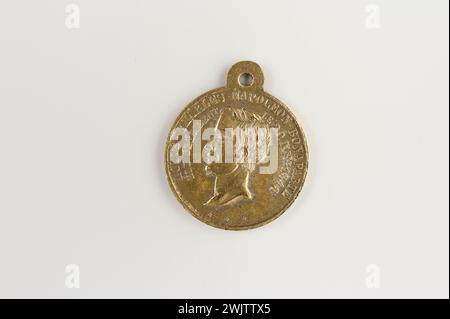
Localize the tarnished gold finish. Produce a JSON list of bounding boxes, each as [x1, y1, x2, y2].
[[165, 61, 308, 230]]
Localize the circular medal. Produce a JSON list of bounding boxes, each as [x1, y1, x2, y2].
[[165, 61, 308, 230]]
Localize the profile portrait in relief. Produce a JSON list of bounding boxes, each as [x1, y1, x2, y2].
[[202, 107, 271, 207]]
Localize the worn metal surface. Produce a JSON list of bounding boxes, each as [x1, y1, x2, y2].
[[165, 61, 308, 230]]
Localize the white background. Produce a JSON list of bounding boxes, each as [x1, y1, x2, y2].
[[0, 0, 448, 298]]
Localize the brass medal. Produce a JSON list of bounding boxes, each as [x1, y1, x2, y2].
[[165, 61, 308, 230]]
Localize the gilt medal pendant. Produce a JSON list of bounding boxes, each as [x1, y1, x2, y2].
[[165, 61, 308, 230]]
